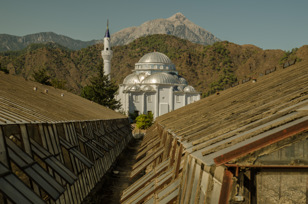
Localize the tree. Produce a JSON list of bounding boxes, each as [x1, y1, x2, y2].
[[136, 112, 153, 129], [0, 62, 9, 74], [32, 68, 51, 85], [81, 60, 121, 110]]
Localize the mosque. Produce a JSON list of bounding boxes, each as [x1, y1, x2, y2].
[[102, 23, 200, 119]]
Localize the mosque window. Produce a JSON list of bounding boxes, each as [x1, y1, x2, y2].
[[160, 66, 163, 69], [176, 95, 180, 103], [133, 95, 139, 103], [147, 95, 152, 103]]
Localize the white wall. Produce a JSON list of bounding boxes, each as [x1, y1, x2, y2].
[[174, 94, 184, 110], [158, 87, 170, 117], [144, 93, 155, 114], [129, 93, 142, 115]]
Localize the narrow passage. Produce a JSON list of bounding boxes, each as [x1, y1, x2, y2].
[[82, 138, 142, 204]]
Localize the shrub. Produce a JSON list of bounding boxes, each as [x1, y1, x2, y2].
[[129, 112, 139, 122], [0, 63, 9, 74], [136, 112, 153, 129], [32, 68, 51, 85]]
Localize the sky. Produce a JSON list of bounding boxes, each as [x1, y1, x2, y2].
[[1, 0, 307, 51]]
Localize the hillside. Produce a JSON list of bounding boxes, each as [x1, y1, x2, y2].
[[0, 32, 99, 51], [0, 13, 219, 52], [0, 34, 305, 97]]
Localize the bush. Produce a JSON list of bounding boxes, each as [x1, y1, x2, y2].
[[32, 68, 51, 85], [51, 78, 67, 89], [129, 112, 139, 122], [0, 63, 9, 74], [136, 112, 153, 129]]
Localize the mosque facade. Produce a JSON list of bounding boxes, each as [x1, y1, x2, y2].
[[102, 24, 200, 119]]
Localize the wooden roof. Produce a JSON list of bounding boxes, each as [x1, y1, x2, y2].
[[0, 72, 126, 123], [156, 61, 308, 165]]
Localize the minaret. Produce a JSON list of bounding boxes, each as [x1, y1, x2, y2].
[[101, 20, 113, 79]]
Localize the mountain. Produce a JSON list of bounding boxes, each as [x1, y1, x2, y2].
[[111, 13, 220, 46], [0, 32, 99, 51], [0, 13, 219, 52], [0, 34, 305, 97]]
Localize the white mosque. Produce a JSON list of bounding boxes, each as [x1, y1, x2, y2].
[[102, 23, 200, 119]]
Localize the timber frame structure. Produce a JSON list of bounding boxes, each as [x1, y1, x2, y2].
[[0, 73, 133, 203], [121, 60, 308, 203]]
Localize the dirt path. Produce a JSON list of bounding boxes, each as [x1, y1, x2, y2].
[[82, 138, 142, 204]]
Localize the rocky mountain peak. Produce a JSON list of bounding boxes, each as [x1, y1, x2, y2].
[[110, 13, 220, 46], [168, 12, 186, 21], [0, 13, 220, 51]]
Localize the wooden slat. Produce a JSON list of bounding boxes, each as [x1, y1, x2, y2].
[[122, 159, 170, 200], [130, 148, 164, 178], [136, 137, 160, 160]]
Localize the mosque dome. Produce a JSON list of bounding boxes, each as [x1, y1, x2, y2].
[[178, 77, 188, 85], [142, 72, 179, 84], [129, 85, 140, 91], [184, 85, 196, 92], [138, 52, 172, 64], [138, 72, 149, 82], [135, 52, 175, 71], [142, 85, 154, 92], [173, 85, 185, 92], [123, 73, 140, 84]]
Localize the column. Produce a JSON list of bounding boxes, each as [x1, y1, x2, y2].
[[141, 93, 145, 114], [169, 86, 174, 111], [155, 86, 159, 118]]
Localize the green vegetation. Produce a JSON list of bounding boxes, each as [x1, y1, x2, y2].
[[80, 60, 121, 110], [129, 112, 139, 122], [51, 78, 67, 89], [0, 34, 291, 98], [279, 48, 301, 64], [203, 42, 237, 97], [32, 68, 51, 85], [0, 63, 9, 74], [136, 112, 154, 129]]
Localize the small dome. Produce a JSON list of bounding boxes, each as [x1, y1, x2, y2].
[[184, 85, 196, 92], [178, 77, 188, 85], [174, 85, 184, 91], [173, 86, 180, 91], [123, 73, 140, 84], [142, 85, 154, 91], [124, 85, 132, 91], [142, 72, 180, 84], [138, 52, 172, 64], [138, 72, 149, 82], [129, 85, 140, 91]]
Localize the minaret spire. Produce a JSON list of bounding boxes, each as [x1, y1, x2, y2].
[[101, 20, 113, 79], [105, 19, 110, 38]]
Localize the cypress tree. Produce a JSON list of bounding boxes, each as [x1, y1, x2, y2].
[[81, 60, 121, 110]]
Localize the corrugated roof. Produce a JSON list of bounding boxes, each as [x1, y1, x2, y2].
[[0, 72, 126, 123], [121, 60, 308, 203], [156, 61, 308, 165]]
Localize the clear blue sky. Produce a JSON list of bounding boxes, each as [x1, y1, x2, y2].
[[1, 0, 307, 50]]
